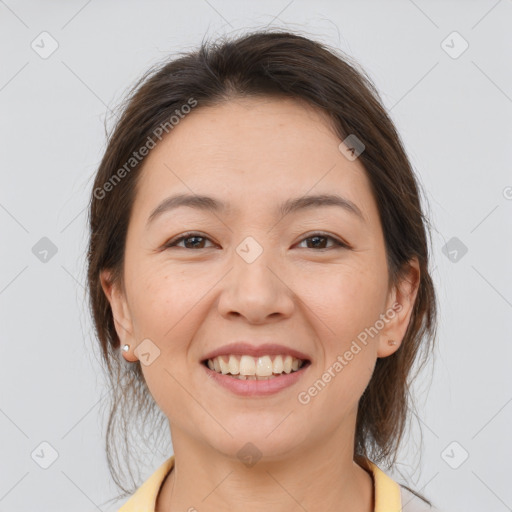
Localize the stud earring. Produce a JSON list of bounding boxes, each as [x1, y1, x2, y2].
[[388, 339, 397, 346], [122, 344, 130, 352]]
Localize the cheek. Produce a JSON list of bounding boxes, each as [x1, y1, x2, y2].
[[127, 262, 206, 341], [296, 259, 386, 402], [297, 259, 387, 337], [130, 267, 206, 419]]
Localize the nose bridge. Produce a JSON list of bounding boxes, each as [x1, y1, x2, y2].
[[233, 234, 279, 295], [217, 234, 294, 322]]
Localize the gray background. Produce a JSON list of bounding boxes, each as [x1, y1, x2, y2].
[[1, 1, 511, 511]]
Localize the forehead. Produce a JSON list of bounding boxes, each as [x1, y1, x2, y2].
[[133, 96, 377, 224]]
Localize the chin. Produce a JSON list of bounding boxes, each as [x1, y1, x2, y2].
[[202, 420, 308, 463]]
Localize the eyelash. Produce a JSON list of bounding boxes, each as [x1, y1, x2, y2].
[[163, 232, 350, 251]]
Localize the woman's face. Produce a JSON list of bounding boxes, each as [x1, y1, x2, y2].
[[102, 96, 418, 460]]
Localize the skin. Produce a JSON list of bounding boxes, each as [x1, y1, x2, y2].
[[101, 96, 420, 512]]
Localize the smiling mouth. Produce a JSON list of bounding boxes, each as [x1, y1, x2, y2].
[[202, 354, 311, 380]]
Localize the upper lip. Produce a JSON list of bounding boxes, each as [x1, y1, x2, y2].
[[202, 342, 311, 362]]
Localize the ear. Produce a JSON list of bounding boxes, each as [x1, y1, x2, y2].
[[100, 269, 138, 362], [377, 257, 420, 358]]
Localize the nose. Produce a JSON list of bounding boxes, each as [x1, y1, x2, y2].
[[217, 248, 295, 324]]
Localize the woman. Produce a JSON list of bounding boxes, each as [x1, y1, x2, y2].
[[88, 29, 441, 512]]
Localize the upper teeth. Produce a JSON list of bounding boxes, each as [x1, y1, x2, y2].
[[207, 355, 304, 376]]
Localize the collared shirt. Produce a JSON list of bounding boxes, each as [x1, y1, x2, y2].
[[117, 455, 440, 512]]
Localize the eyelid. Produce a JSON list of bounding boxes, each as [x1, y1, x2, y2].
[[163, 231, 216, 249], [296, 231, 350, 249], [163, 231, 350, 250]]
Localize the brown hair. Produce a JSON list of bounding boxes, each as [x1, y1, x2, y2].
[[87, 28, 437, 505]]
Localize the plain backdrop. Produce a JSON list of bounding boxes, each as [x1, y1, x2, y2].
[[1, 1, 511, 511]]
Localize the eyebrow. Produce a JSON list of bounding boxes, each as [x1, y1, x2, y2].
[[146, 192, 365, 227]]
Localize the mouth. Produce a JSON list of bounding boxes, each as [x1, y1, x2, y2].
[[200, 342, 312, 396], [201, 354, 312, 381]]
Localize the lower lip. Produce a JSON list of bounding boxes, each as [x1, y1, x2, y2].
[[202, 362, 311, 397]]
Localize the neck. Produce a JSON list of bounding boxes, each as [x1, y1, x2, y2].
[[155, 429, 374, 512]]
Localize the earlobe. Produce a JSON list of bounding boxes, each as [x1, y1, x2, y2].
[[377, 257, 420, 358], [99, 269, 138, 361]]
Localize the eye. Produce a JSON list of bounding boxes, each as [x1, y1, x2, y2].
[[163, 231, 350, 251], [296, 232, 349, 250], [164, 232, 215, 249]]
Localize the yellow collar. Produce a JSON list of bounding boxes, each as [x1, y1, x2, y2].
[[118, 455, 402, 512]]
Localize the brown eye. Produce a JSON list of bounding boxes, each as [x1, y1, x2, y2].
[[297, 233, 348, 250], [163, 232, 349, 251], [164, 233, 215, 249]]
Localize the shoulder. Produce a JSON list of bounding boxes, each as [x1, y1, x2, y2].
[[117, 456, 175, 511], [400, 485, 444, 512]]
